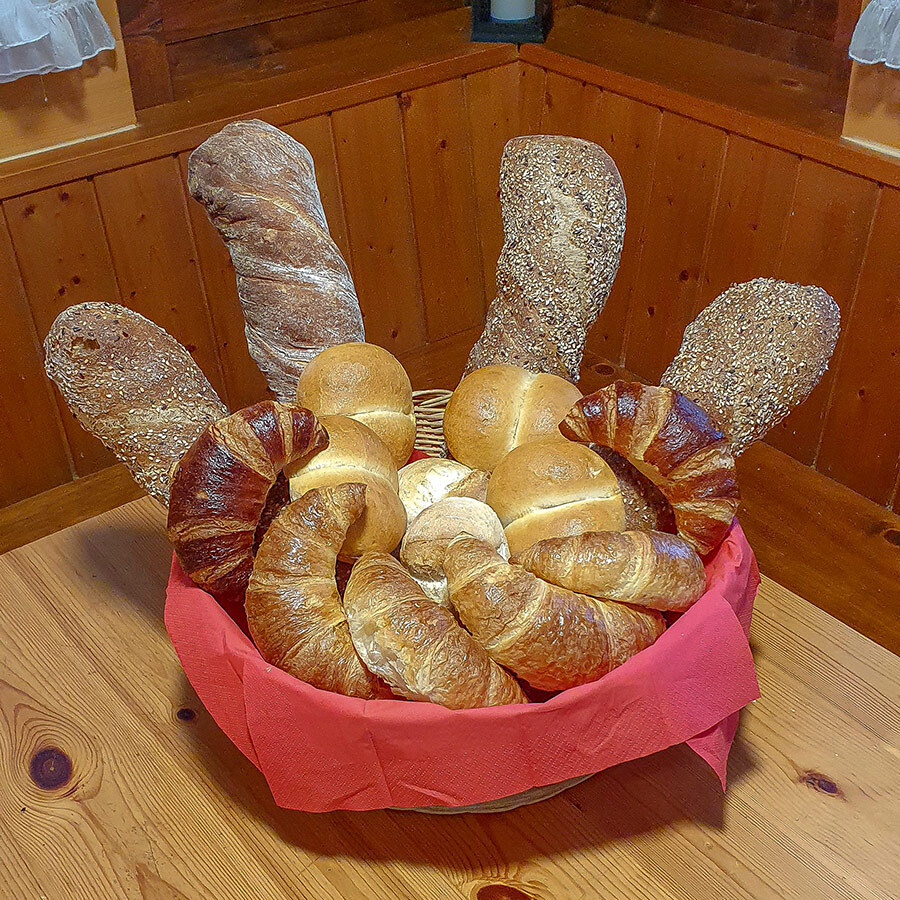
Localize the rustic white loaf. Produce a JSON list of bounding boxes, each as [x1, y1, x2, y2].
[[188, 119, 364, 402]]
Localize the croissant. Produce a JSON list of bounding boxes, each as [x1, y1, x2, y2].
[[167, 400, 328, 600], [560, 381, 739, 555], [443, 536, 665, 691], [515, 530, 706, 612], [344, 552, 527, 708], [246, 483, 390, 698]]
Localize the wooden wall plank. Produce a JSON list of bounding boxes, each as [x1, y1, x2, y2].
[[4, 180, 120, 475], [817, 187, 900, 504], [176, 152, 268, 412], [518, 61, 547, 134], [119, 0, 174, 110], [700, 135, 800, 302], [281, 116, 352, 266], [539, 71, 585, 133], [465, 63, 520, 303], [94, 156, 229, 403], [766, 159, 878, 465], [401, 78, 485, 343], [0, 217, 72, 505], [623, 112, 727, 382], [586, 88, 662, 365], [332, 96, 426, 356]]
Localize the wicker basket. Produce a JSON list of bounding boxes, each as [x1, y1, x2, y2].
[[412, 388, 452, 455]]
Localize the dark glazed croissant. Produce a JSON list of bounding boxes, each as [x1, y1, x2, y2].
[[167, 400, 328, 600]]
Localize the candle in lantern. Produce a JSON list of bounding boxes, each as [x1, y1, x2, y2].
[[491, 0, 536, 21]]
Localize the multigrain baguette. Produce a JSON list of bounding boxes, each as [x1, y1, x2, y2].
[[43, 302, 228, 505], [188, 120, 364, 401]]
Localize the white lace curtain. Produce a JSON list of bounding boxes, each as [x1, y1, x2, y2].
[[0, 0, 114, 84], [850, 0, 900, 68]]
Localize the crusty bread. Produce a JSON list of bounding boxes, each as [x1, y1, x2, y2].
[[397, 457, 490, 524], [444, 536, 665, 691], [285, 414, 405, 559], [295, 342, 416, 467], [594, 446, 676, 533], [43, 302, 228, 505], [486, 438, 625, 557], [246, 483, 390, 698], [167, 401, 329, 601], [188, 120, 364, 401], [464, 136, 626, 381], [517, 530, 706, 612], [399, 497, 508, 606], [344, 552, 527, 708], [661, 278, 840, 455], [561, 382, 739, 555], [443, 364, 582, 472]]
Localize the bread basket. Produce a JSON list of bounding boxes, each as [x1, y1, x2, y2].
[[165, 413, 760, 814]]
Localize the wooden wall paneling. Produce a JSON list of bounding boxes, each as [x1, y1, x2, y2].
[[700, 135, 800, 302], [584, 89, 662, 364], [281, 116, 352, 265], [518, 62, 547, 134], [817, 187, 900, 504], [465, 63, 520, 302], [119, 0, 174, 109], [4, 180, 122, 475], [176, 152, 268, 412], [401, 78, 485, 342], [623, 112, 727, 382], [766, 159, 878, 465], [331, 96, 426, 356], [93, 156, 229, 403], [0, 217, 72, 505], [539, 71, 586, 134]]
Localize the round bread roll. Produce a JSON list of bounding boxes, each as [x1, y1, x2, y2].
[[285, 414, 406, 560], [399, 497, 509, 606], [486, 438, 625, 556], [443, 364, 582, 472], [295, 342, 416, 466], [397, 457, 490, 524]]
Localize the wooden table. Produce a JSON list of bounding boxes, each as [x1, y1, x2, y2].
[[1, 498, 897, 900]]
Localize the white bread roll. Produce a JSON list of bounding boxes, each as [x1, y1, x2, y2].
[[399, 497, 508, 607], [285, 414, 406, 560], [397, 457, 490, 524], [487, 438, 625, 556], [296, 342, 416, 466], [443, 364, 582, 472]]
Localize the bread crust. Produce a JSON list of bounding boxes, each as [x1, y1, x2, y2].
[[246, 483, 390, 698], [561, 382, 739, 555], [43, 302, 228, 505], [168, 401, 328, 600], [344, 552, 527, 708]]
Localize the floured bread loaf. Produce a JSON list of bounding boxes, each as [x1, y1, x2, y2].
[[661, 278, 840, 455], [188, 119, 364, 401], [464, 136, 626, 381], [397, 458, 490, 524]]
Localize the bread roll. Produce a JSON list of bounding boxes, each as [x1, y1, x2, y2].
[[443, 364, 582, 472], [246, 483, 390, 698], [188, 120, 364, 401], [486, 438, 625, 557], [444, 536, 665, 691], [561, 382, 739, 555], [295, 342, 416, 466], [397, 457, 490, 524], [661, 278, 840, 455], [168, 401, 328, 601], [285, 414, 405, 559], [344, 552, 527, 708], [464, 136, 626, 381], [517, 530, 706, 612], [43, 302, 228, 505], [399, 497, 508, 606]]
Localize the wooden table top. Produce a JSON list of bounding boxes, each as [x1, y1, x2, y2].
[[1, 497, 897, 900]]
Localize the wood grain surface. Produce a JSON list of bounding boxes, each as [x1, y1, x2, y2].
[[0, 497, 897, 899]]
